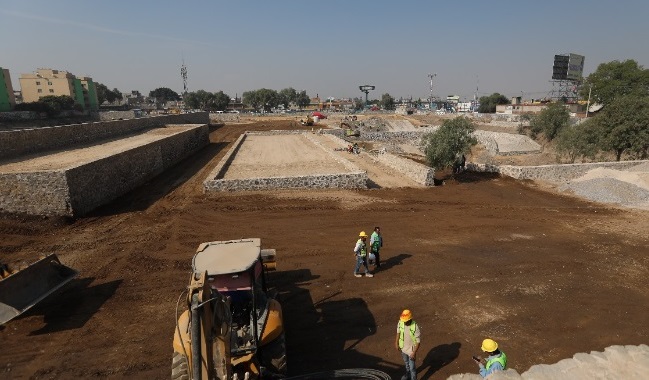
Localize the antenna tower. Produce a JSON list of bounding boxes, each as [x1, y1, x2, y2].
[[427, 73, 437, 107], [181, 58, 188, 95]]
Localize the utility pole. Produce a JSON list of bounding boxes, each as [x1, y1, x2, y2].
[[585, 84, 592, 118]]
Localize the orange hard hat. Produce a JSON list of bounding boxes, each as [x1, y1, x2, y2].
[[400, 309, 412, 322]]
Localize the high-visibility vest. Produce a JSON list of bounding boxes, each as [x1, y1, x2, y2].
[[397, 320, 418, 349], [485, 351, 507, 370], [356, 239, 367, 257]]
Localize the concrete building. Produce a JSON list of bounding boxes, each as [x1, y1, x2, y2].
[[0, 67, 16, 112], [19, 68, 99, 111]]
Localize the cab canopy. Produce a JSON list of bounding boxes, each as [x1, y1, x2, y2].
[[193, 238, 261, 276]]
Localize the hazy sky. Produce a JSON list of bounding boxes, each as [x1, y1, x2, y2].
[[2, 1, 648, 101]]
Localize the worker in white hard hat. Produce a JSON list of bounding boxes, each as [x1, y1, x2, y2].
[[353, 231, 373, 278], [394, 309, 420, 380], [473, 338, 507, 377]]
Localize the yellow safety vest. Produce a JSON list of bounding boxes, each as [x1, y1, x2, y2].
[[486, 351, 507, 370], [398, 320, 418, 349]]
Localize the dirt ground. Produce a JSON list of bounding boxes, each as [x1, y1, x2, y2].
[[1, 119, 648, 380]]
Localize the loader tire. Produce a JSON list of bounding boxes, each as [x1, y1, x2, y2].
[[171, 351, 189, 380], [262, 332, 287, 375]]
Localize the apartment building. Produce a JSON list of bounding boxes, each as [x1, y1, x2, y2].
[[0, 67, 16, 112], [19, 68, 98, 111]]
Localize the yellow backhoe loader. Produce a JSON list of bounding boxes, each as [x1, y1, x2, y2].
[[172, 239, 286, 380]]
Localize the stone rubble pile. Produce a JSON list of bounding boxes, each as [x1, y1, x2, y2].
[[447, 344, 649, 380]]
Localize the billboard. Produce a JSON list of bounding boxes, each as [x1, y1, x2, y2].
[[552, 55, 569, 80], [567, 54, 585, 80], [552, 53, 584, 81]]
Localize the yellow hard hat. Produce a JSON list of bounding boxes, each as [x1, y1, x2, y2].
[[481, 338, 498, 352], [359, 231, 368, 237], [400, 309, 412, 322]]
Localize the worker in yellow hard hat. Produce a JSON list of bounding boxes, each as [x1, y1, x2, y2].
[[472, 338, 507, 377], [353, 231, 373, 278], [394, 309, 420, 380]]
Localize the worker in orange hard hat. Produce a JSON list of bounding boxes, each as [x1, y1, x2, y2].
[[353, 231, 373, 278], [472, 338, 507, 377], [394, 309, 420, 380]]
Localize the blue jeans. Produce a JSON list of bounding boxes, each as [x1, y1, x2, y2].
[[353, 255, 370, 274], [401, 352, 416, 380]]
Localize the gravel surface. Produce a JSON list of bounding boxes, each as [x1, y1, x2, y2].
[[560, 177, 649, 206]]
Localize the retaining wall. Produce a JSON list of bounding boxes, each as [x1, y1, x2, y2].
[[97, 110, 139, 121], [323, 128, 437, 143], [0, 124, 209, 216], [467, 160, 647, 182], [0, 112, 209, 160], [373, 151, 435, 186], [204, 172, 367, 192], [204, 131, 368, 192], [0, 171, 71, 216]]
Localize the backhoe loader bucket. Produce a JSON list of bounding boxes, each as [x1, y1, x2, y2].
[[0, 254, 78, 325]]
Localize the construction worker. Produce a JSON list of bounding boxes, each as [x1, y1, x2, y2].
[[369, 226, 383, 269], [353, 231, 373, 278], [473, 338, 507, 378], [394, 309, 420, 380], [0, 262, 11, 279]]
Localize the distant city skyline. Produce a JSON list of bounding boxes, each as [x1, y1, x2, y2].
[[2, 1, 649, 101]]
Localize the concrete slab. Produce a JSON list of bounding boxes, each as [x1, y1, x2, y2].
[[204, 132, 367, 191], [221, 134, 350, 179]]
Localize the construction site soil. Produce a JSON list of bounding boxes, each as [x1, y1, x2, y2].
[[1, 119, 648, 379]]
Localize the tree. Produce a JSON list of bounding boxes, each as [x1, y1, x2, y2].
[[422, 116, 478, 170], [14, 95, 76, 117], [295, 90, 310, 109], [380, 93, 395, 110], [40, 95, 75, 111], [242, 89, 279, 112], [555, 120, 600, 163], [590, 95, 649, 160], [95, 83, 123, 104], [212, 91, 230, 111], [184, 90, 213, 110], [149, 87, 181, 102], [352, 98, 364, 111], [96, 83, 110, 104], [477, 93, 510, 113], [278, 87, 297, 109], [529, 102, 571, 140], [110, 88, 123, 103], [580, 60, 649, 104], [184, 90, 231, 111]]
